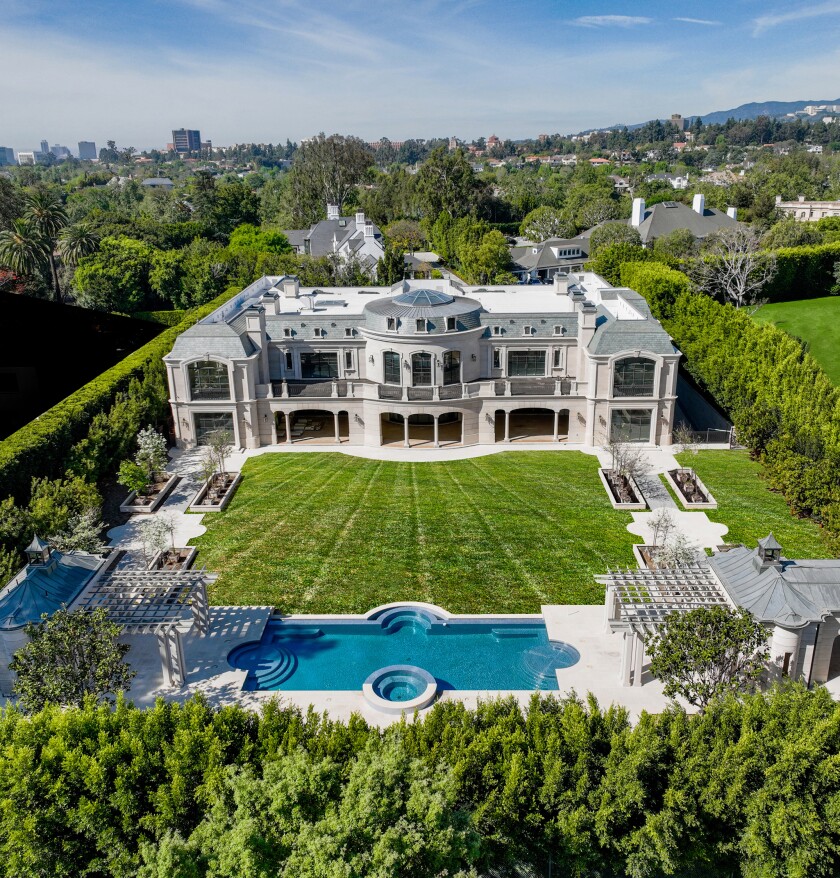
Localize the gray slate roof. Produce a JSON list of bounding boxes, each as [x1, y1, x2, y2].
[[631, 202, 736, 245], [510, 237, 590, 272], [169, 323, 255, 359], [363, 294, 482, 335], [710, 546, 840, 628], [283, 217, 383, 257], [588, 311, 675, 355]]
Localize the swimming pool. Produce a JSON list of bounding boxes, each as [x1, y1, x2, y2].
[[228, 605, 579, 692]]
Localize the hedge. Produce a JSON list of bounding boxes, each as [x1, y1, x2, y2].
[[131, 309, 188, 326], [0, 286, 240, 502], [621, 260, 840, 549], [764, 240, 840, 302]]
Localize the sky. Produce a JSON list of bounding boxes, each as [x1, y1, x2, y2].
[[4, 0, 840, 152]]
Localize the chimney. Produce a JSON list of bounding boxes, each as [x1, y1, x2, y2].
[[630, 197, 645, 228], [355, 211, 366, 231], [775, 194, 782, 204], [798, 194, 805, 202], [326, 203, 339, 220], [364, 220, 374, 238], [553, 273, 569, 295], [692, 193, 705, 215], [726, 206, 738, 220], [281, 276, 300, 298], [261, 291, 281, 315]]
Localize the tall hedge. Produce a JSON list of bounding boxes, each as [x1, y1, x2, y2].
[[621, 260, 840, 548], [0, 287, 240, 502], [765, 240, 840, 302]]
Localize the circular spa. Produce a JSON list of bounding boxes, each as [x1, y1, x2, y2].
[[362, 664, 438, 714]]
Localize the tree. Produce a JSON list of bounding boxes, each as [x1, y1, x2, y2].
[[588, 221, 641, 256], [227, 223, 291, 255], [73, 235, 156, 312], [760, 217, 822, 250], [10, 607, 135, 712], [519, 206, 575, 242], [0, 176, 23, 232], [647, 605, 769, 710], [57, 222, 100, 267], [288, 134, 374, 225], [649, 508, 675, 550], [654, 531, 700, 568], [135, 427, 168, 482], [587, 242, 650, 285], [384, 219, 426, 252], [0, 219, 48, 286], [652, 228, 697, 262], [693, 226, 777, 308], [415, 146, 489, 219], [377, 242, 405, 284], [576, 196, 620, 230], [604, 438, 647, 484], [118, 460, 152, 498], [24, 188, 68, 301], [48, 508, 105, 555]]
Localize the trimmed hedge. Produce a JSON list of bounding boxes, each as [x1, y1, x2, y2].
[[621, 260, 840, 550], [131, 309, 188, 326], [0, 287, 240, 502], [764, 240, 840, 303]]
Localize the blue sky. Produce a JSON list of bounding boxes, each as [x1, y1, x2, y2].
[[4, 0, 840, 151]]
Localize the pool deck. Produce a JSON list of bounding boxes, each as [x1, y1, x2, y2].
[[122, 603, 684, 723]]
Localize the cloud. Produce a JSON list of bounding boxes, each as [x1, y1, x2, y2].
[[753, 1, 840, 34], [572, 15, 653, 28], [673, 17, 721, 26]]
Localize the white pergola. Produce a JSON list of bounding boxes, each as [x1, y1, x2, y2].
[[77, 567, 211, 687], [598, 565, 730, 687]]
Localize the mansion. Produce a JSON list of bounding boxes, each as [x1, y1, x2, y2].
[[164, 273, 681, 449]]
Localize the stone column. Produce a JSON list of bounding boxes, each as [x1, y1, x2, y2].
[[433, 416, 439, 448], [585, 399, 597, 446], [633, 633, 645, 687], [620, 631, 634, 686], [270, 413, 278, 445], [334, 412, 341, 444], [553, 410, 560, 441], [403, 417, 410, 447], [504, 410, 510, 443], [284, 411, 292, 444]]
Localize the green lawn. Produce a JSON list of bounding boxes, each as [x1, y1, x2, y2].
[[676, 449, 830, 557], [753, 297, 840, 384], [192, 451, 636, 613]]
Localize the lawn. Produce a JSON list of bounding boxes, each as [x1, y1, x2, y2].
[[676, 449, 830, 557], [192, 451, 636, 613], [753, 297, 840, 385]]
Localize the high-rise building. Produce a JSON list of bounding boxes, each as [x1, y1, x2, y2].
[[50, 144, 72, 159], [171, 128, 201, 153], [0, 147, 15, 166], [670, 114, 687, 132], [40, 139, 49, 155], [78, 141, 97, 161], [18, 152, 36, 166]]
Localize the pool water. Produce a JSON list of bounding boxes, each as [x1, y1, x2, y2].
[[228, 607, 579, 691]]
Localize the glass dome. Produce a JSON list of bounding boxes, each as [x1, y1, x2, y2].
[[392, 289, 455, 307]]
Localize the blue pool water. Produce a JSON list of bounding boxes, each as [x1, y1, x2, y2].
[[228, 607, 579, 691]]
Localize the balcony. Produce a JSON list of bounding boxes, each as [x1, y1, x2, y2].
[[613, 383, 654, 398]]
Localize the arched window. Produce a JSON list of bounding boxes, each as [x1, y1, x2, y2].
[[613, 357, 655, 397], [383, 351, 400, 385], [188, 360, 230, 400], [411, 352, 432, 386], [443, 350, 460, 385]]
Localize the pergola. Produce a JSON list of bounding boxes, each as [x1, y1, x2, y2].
[[598, 564, 730, 687], [77, 566, 211, 687]]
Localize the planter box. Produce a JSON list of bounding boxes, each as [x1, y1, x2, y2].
[[119, 473, 180, 514], [148, 547, 197, 571], [598, 468, 647, 510], [665, 468, 717, 509], [632, 544, 660, 570], [188, 472, 242, 512]]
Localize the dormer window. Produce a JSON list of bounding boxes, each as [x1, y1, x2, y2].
[[344, 327, 353, 337], [314, 327, 325, 338], [553, 325, 565, 336], [492, 326, 502, 336], [446, 316, 456, 331], [523, 325, 534, 336], [283, 327, 292, 338], [387, 317, 397, 331], [416, 318, 427, 333]]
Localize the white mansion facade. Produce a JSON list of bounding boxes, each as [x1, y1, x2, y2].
[[164, 273, 681, 449]]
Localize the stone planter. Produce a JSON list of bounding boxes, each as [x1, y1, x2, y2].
[[632, 544, 660, 570], [148, 547, 197, 571], [665, 468, 717, 509], [119, 473, 180, 514], [598, 468, 647, 510], [188, 472, 242, 512]]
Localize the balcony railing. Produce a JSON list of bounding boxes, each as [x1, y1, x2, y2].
[[190, 387, 231, 401], [613, 383, 654, 398]]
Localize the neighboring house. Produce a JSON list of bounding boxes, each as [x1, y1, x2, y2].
[[776, 194, 840, 220], [164, 272, 680, 451], [283, 205, 385, 275], [141, 177, 175, 190], [509, 237, 590, 281], [645, 172, 689, 191], [604, 533, 840, 688], [584, 194, 738, 247], [609, 175, 631, 193], [589, 158, 611, 166]]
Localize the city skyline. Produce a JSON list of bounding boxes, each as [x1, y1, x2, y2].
[[4, 0, 840, 150]]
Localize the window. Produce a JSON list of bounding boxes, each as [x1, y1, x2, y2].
[[188, 360, 230, 400], [610, 409, 652, 443], [553, 325, 564, 336], [285, 351, 293, 371], [508, 351, 546, 376], [387, 317, 397, 330], [314, 327, 325, 338], [344, 327, 353, 337], [416, 318, 427, 333], [383, 351, 400, 385], [344, 351, 353, 370], [446, 316, 456, 331], [300, 352, 338, 379], [553, 349, 562, 368], [283, 327, 292, 338], [443, 351, 460, 385], [411, 352, 432, 386], [613, 357, 656, 397], [523, 325, 534, 336], [493, 348, 502, 369], [492, 326, 502, 336], [195, 412, 234, 445]]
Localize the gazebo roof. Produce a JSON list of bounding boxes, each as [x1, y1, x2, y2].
[[758, 533, 783, 551], [25, 534, 50, 554]]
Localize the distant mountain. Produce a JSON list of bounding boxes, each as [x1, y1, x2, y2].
[[688, 99, 840, 126]]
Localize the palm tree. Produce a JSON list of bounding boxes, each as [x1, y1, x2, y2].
[[58, 223, 100, 267], [0, 219, 49, 284], [24, 188, 67, 302]]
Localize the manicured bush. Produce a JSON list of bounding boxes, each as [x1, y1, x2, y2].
[[0, 285, 241, 503], [763, 240, 840, 302], [131, 309, 188, 326]]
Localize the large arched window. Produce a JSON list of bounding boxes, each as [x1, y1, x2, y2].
[[443, 350, 461, 385], [188, 360, 230, 400], [411, 352, 432, 386], [383, 351, 401, 385], [613, 357, 655, 398]]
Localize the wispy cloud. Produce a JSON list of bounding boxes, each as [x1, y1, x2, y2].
[[673, 17, 721, 26], [572, 14, 653, 28], [753, 0, 840, 34]]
